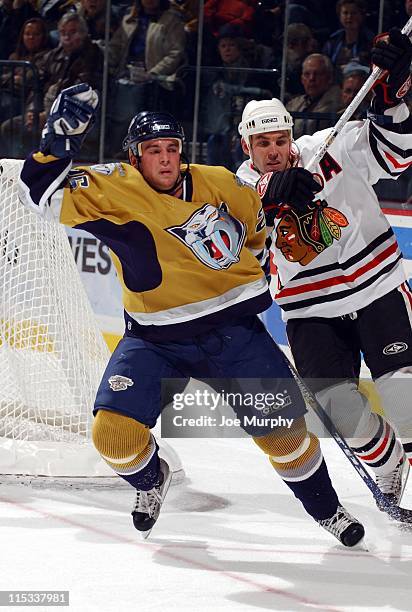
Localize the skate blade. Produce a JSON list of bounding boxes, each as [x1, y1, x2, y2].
[[141, 460, 172, 540], [140, 527, 153, 540], [398, 459, 411, 507]]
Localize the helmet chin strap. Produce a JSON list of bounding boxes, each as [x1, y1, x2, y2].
[[155, 170, 185, 197], [160, 153, 190, 196]]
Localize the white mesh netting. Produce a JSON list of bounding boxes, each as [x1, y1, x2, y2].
[[0, 159, 183, 487]]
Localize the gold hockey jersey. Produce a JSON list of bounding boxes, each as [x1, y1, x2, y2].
[[21, 156, 271, 340]]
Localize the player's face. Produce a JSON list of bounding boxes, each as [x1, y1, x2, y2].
[[139, 138, 181, 191], [246, 130, 292, 174]]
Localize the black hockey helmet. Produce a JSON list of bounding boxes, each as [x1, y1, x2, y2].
[[122, 111, 185, 156]]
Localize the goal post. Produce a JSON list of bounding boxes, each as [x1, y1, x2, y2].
[[0, 159, 183, 488]]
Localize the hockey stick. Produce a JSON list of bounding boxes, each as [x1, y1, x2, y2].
[[305, 15, 412, 171], [279, 347, 412, 523], [288, 17, 412, 522]]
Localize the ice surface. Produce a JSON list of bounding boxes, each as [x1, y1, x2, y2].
[[1, 437, 412, 612]]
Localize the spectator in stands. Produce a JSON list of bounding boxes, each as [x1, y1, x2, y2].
[[290, 1, 340, 35], [204, 0, 256, 38], [40, 12, 103, 114], [286, 53, 341, 139], [252, 0, 283, 53], [254, 1, 332, 53], [1, 12, 102, 156], [170, 0, 198, 31], [0, 17, 50, 121], [76, 0, 120, 44], [283, 22, 318, 99], [107, 0, 186, 155], [338, 61, 370, 117], [322, 0, 374, 70], [108, 0, 186, 85], [38, 0, 77, 30], [0, 0, 40, 59], [201, 24, 273, 170], [172, 0, 219, 65], [0, 0, 15, 58], [8, 16, 49, 61]]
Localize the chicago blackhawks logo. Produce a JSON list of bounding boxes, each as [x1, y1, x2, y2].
[[275, 199, 349, 266], [167, 203, 246, 270]]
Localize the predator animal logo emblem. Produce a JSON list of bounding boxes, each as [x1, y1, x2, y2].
[[108, 375, 134, 391]]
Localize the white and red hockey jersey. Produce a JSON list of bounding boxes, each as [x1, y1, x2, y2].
[[237, 102, 412, 320]]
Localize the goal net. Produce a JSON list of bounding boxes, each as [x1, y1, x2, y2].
[[0, 159, 183, 487]]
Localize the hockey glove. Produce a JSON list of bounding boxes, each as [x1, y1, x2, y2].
[[257, 168, 320, 226], [40, 83, 99, 158], [371, 28, 412, 112]]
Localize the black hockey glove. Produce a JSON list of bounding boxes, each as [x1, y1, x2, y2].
[[371, 28, 412, 113], [257, 168, 320, 226]]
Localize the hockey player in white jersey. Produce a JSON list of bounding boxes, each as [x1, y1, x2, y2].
[[237, 27, 412, 512]]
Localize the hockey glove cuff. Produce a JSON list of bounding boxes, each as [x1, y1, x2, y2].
[[40, 83, 99, 158], [371, 28, 412, 113], [257, 168, 320, 225]]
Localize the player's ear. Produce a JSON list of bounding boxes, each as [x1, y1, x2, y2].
[[240, 137, 249, 156], [129, 151, 138, 168]]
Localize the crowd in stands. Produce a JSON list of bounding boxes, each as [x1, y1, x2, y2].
[[0, 0, 411, 199]]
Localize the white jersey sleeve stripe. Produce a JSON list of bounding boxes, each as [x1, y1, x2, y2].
[[368, 121, 412, 177]]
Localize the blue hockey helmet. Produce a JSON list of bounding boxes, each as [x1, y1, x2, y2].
[[123, 111, 185, 156]]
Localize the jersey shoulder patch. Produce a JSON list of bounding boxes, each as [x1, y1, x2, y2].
[[89, 162, 125, 176]]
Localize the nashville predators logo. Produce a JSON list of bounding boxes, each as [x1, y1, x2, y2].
[[166, 203, 246, 270], [108, 375, 134, 391]]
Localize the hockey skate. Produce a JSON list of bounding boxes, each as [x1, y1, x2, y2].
[[375, 454, 410, 511], [316, 506, 365, 547], [131, 458, 172, 539]]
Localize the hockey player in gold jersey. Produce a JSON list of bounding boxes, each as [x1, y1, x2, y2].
[[19, 87, 364, 546]]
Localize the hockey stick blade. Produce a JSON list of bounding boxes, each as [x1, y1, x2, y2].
[[311, 396, 412, 524], [384, 504, 412, 524], [278, 346, 412, 522], [314, 396, 412, 523]]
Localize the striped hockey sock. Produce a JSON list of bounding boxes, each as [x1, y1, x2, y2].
[[254, 419, 342, 520], [269, 431, 340, 520], [350, 414, 403, 475], [403, 441, 412, 466]]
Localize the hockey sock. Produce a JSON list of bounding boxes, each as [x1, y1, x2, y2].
[[283, 458, 340, 521], [403, 441, 412, 466], [350, 413, 404, 475], [254, 419, 339, 520], [92, 409, 161, 490]]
